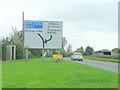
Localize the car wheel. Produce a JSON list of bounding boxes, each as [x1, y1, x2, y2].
[[81, 59, 83, 61]]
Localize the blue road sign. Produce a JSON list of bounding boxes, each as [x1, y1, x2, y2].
[[25, 21, 43, 29]]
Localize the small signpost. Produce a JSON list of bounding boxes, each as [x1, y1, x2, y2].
[[52, 54, 63, 62], [23, 13, 63, 61], [52, 54, 63, 58]]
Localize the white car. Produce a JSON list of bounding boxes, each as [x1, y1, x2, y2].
[[71, 53, 83, 61]]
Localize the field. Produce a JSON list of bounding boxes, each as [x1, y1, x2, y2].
[[2, 58, 119, 88]]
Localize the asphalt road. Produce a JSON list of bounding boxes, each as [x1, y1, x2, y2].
[[63, 58, 120, 74]]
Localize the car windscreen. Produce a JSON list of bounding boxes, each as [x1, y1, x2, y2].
[[75, 54, 82, 56]]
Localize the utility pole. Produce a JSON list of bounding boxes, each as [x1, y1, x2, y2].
[[22, 12, 28, 62], [22, 12, 24, 46]]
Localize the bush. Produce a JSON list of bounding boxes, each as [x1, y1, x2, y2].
[[16, 44, 26, 59], [90, 55, 119, 60]]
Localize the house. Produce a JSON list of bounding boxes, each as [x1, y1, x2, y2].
[[93, 49, 119, 55]]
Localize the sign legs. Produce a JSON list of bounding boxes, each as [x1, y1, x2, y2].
[[58, 49, 61, 61], [42, 47, 44, 61], [26, 48, 28, 62]]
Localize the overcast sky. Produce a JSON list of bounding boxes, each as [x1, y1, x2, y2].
[[0, 0, 118, 51]]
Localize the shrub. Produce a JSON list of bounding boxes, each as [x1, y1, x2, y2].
[[91, 55, 119, 60]]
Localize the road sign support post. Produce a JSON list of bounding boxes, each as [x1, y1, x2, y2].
[[58, 49, 61, 61], [22, 12, 24, 46], [42, 47, 44, 61], [58, 49, 60, 54], [26, 48, 28, 62]]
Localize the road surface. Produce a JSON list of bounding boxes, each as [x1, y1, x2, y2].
[[63, 58, 120, 74]]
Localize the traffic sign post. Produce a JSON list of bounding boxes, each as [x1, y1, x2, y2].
[[42, 47, 44, 61], [52, 54, 63, 58], [26, 48, 28, 62], [58, 49, 61, 61]]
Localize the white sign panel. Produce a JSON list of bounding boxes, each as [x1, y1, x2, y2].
[[24, 20, 63, 49]]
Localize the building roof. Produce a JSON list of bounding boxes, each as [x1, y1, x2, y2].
[[94, 49, 110, 53]]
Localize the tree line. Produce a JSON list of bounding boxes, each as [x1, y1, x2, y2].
[[1, 28, 120, 60], [74, 46, 94, 55], [1, 28, 69, 60]]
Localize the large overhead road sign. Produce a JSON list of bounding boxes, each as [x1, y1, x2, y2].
[[24, 20, 63, 49]]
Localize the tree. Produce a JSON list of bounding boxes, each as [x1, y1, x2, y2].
[[66, 44, 72, 53], [112, 48, 120, 54], [64, 44, 73, 57], [85, 46, 94, 55], [75, 47, 84, 54], [62, 37, 67, 49], [11, 27, 26, 59], [2, 37, 12, 60], [29, 49, 42, 58], [50, 37, 67, 57], [60, 37, 67, 56]]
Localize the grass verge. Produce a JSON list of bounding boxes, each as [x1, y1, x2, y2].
[[83, 56, 120, 63], [2, 58, 119, 88], [2, 58, 40, 63]]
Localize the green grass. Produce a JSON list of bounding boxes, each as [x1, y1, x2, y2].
[[2, 58, 39, 63], [2, 58, 119, 88], [84, 56, 119, 63], [2, 59, 26, 63]]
